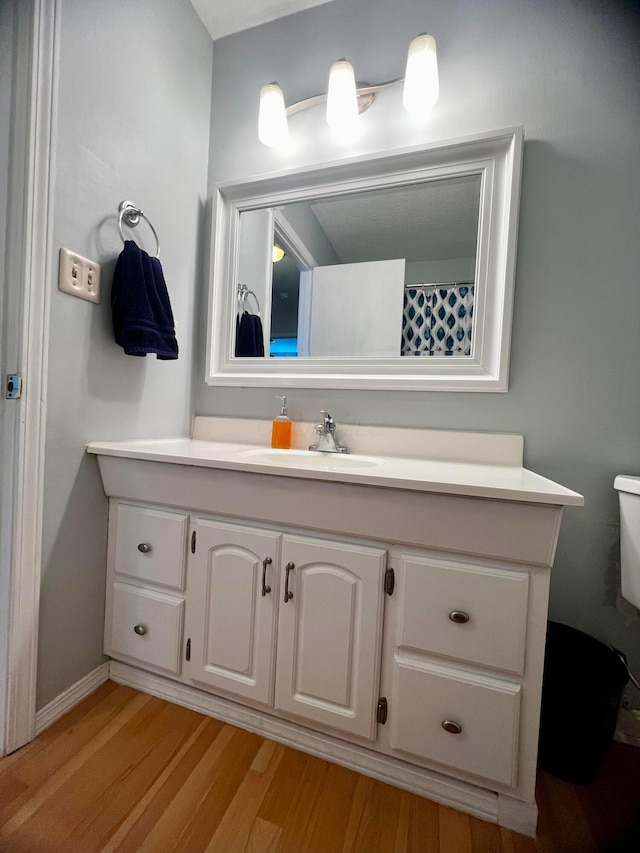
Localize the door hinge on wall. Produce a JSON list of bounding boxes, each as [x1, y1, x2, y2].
[[191, 530, 196, 553], [377, 697, 388, 725], [384, 567, 395, 596], [186, 638, 191, 661]]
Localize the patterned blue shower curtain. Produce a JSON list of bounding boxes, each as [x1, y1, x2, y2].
[[401, 285, 474, 356]]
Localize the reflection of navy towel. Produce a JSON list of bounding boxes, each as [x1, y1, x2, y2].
[[235, 312, 265, 357], [111, 240, 178, 359]]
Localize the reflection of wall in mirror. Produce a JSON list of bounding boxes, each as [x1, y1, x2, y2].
[[299, 259, 405, 358], [237, 209, 273, 346]]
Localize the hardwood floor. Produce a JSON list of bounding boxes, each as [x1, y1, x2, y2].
[[0, 682, 638, 852]]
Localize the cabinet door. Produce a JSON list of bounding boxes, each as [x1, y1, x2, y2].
[[184, 520, 280, 706], [275, 535, 386, 740]]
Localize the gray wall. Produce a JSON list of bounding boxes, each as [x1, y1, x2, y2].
[[37, 0, 213, 708], [199, 0, 640, 679]]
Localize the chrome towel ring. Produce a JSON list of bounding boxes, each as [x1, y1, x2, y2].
[[118, 200, 160, 258], [237, 283, 261, 316]]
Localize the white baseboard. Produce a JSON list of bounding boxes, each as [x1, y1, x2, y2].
[[35, 662, 110, 736], [109, 661, 537, 836]]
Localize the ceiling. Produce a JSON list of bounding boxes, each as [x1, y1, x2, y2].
[[309, 176, 481, 265], [189, 0, 335, 41]]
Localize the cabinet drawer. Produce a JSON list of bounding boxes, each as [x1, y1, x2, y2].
[[110, 583, 184, 673], [114, 503, 188, 590], [390, 660, 520, 787], [398, 555, 529, 674]]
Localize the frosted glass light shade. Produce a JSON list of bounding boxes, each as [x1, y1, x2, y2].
[[258, 83, 289, 147], [326, 60, 359, 131], [403, 34, 439, 116]]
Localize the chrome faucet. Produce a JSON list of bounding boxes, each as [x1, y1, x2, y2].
[[309, 410, 350, 454]]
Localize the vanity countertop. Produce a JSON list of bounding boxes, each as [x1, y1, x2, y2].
[[87, 419, 583, 507]]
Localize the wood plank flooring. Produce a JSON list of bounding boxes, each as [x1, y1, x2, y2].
[[0, 681, 639, 852]]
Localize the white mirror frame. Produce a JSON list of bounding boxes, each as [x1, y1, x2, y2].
[[206, 127, 523, 392]]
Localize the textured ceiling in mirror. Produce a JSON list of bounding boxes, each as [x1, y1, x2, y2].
[[307, 175, 481, 264]]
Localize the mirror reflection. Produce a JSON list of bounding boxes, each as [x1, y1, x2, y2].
[[235, 174, 482, 359]]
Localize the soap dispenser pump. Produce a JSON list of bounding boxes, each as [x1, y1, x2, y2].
[[271, 396, 292, 449]]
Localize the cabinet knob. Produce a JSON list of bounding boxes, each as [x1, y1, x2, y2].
[[137, 543, 151, 554], [442, 720, 462, 735], [133, 624, 147, 636], [449, 610, 470, 624]]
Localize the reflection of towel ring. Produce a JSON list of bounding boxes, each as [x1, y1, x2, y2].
[[237, 283, 261, 317], [118, 200, 160, 258]]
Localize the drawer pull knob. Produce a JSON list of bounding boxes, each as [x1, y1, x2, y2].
[[442, 720, 462, 734], [449, 610, 470, 624], [137, 543, 151, 554], [134, 624, 147, 636]]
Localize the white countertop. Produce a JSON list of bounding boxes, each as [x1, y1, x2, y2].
[[87, 431, 584, 507]]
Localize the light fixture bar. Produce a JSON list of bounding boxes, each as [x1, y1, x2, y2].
[[284, 77, 402, 118]]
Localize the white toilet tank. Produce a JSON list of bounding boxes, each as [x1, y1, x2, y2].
[[614, 475, 640, 609]]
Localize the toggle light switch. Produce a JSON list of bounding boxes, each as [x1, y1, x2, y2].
[[58, 247, 101, 303]]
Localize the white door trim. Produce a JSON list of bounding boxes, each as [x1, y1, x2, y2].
[[3, 0, 57, 754]]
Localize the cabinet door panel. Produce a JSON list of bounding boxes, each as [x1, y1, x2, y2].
[[391, 659, 520, 787], [275, 535, 386, 740], [398, 555, 529, 674], [185, 520, 280, 706], [114, 503, 188, 590]]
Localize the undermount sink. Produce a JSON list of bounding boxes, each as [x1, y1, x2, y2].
[[238, 448, 384, 471]]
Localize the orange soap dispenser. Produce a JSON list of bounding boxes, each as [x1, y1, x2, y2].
[[271, 396, 292, 449]]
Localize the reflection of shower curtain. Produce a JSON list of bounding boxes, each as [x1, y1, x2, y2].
[[402, 285, 474, 356]]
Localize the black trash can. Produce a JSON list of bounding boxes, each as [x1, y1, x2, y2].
[[538, 621, 629, 784]]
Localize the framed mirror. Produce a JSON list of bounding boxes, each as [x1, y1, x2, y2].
[[207, 127, 523, 391]]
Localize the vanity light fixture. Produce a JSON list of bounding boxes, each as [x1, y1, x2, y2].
[[326, 59, 359, 131], [258, 82, 290, 148], [272, 245, 285, 263], [257, 34, 439, 148]]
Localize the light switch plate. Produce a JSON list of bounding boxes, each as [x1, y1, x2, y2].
[[58, 247, 101, 303]]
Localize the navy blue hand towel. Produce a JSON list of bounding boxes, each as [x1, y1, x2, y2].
[[235, 311, 265, 357], [111, 240, 178, 359]]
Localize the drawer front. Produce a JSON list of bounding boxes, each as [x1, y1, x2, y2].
[[114, 503, 189, 590], [110, 583, 184, 673], [398, 555, 529, 674], [390, 660, 521, 787]]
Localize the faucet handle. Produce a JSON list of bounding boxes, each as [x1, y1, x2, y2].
[[320, 409, 334, 430]]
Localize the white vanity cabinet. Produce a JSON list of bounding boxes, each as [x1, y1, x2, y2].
[[183, 519, 386, 740], [90, 425, 583, 836]]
